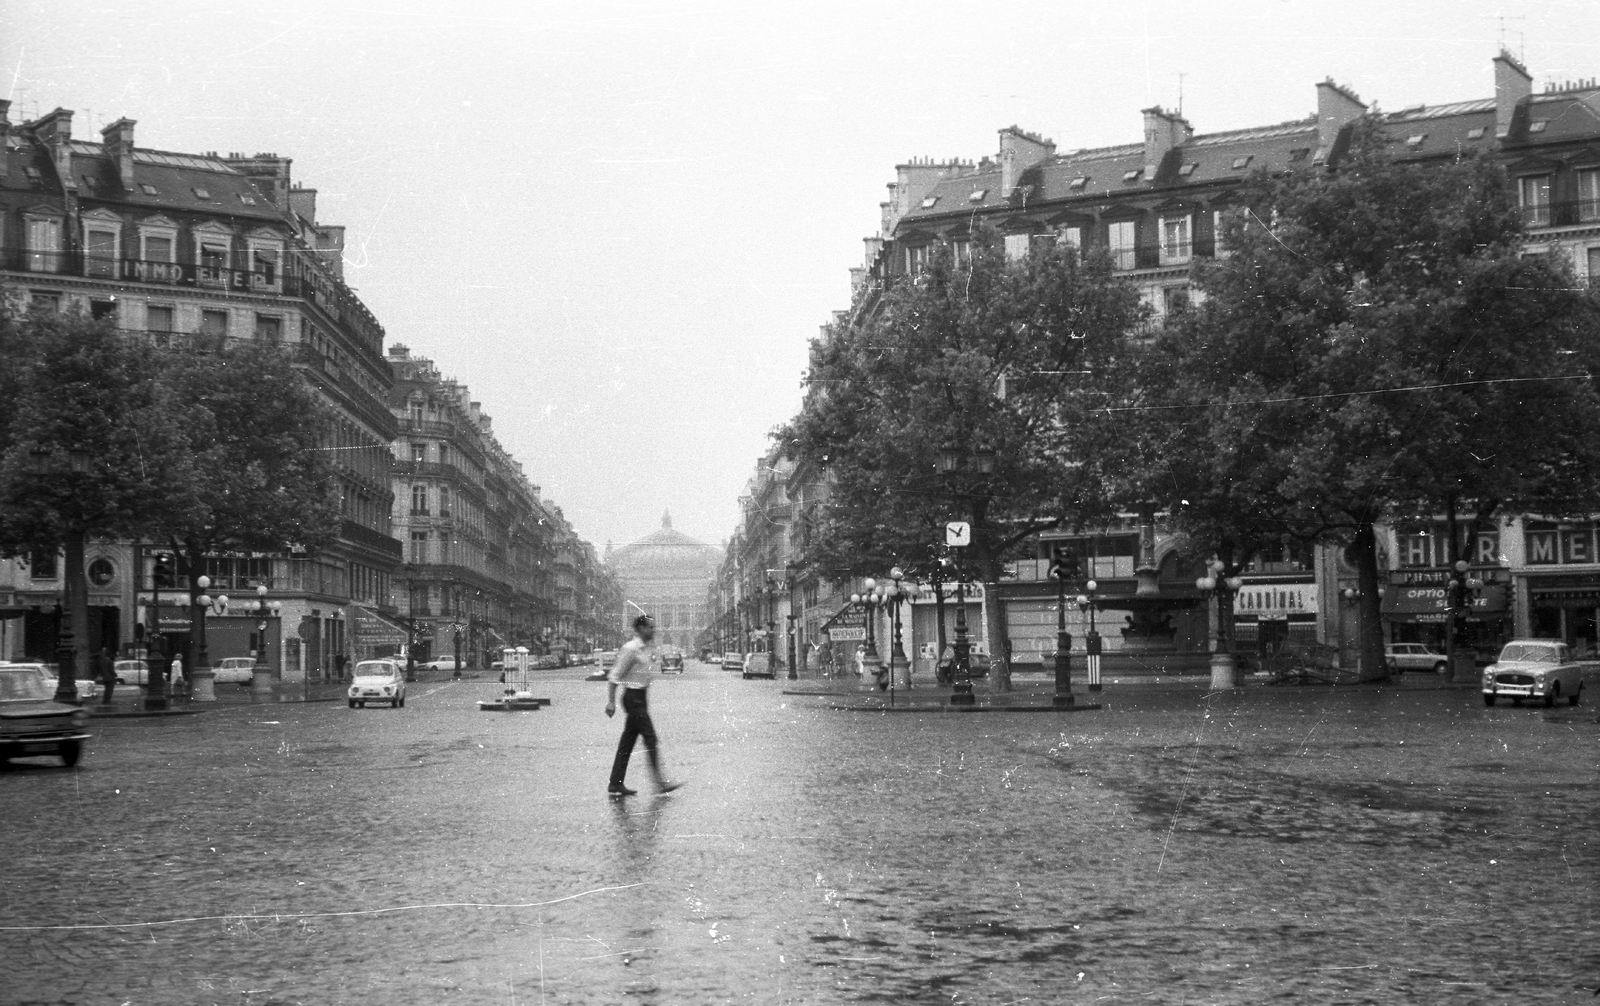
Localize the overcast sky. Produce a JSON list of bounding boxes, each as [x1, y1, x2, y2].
[[5, 1, 1598, 552]]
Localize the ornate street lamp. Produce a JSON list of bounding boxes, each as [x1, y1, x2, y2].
[[850, 579, 884, 686], [1076, 580, 1102, 692], [937, 444, 997, 706], [885, 566, 915, 691], [1195, 559, 1245, 689], [1049, 546, 1075, 708], [145, 551, 174, 711], [192, 575, 216, 702], [785, 611, 798, 681]]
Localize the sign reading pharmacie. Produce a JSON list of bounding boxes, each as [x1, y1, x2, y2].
[[1233, 582, 1318, 620]]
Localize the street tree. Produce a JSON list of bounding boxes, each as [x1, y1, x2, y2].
[[154, 336, 342, 676], [1125, 121, 1600, 679], [0, 307, 190, 697], [783, 226, 1144, 689]]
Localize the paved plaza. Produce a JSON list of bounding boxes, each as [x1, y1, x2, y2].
[[3, 661, 1597, 1005]]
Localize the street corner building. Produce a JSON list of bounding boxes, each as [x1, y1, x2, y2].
[[0, 102, 616, 685]]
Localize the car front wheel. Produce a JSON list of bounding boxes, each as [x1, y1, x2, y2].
[[59, 740, 81, 767], [1483, 693, 1495, 706], [348, 699, 356, 708], [1433, 662, 1447, 674], [1545, 686, 1558, 708], [1571, 687, 1582, 706]]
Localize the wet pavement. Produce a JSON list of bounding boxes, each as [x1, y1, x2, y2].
[[2, 661, 1596, 1004]]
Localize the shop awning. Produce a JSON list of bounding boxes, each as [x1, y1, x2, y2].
[[353, 607, 408, 646], [1382, 584, 1507, 620]]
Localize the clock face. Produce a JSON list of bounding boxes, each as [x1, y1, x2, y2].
[[88, 558, 116, 587], [945, 522, 971, 548]]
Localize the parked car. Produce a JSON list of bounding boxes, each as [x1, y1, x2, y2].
[[5, 663, 100, 702], [0, 664, 91, 766], [348, 660, 406, 708], [113, 659, 149, 685], [1386, 643, 1448, 674], [213, 657, 256, 685], [660, 651, 684, 674], [422, 656, 459, 673], [721, 652, 745, 672], [703, 653, 721, 665], [1482, 639, 1585, 707], [742, 652, 776, 680]]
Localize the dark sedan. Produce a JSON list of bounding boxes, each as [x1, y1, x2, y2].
[[0, 664, 91, 767]]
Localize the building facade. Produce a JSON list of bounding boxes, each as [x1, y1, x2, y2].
[[0, 102, 400, 680], [788, 52, 1600, 673], [607, 512, 721, 654]]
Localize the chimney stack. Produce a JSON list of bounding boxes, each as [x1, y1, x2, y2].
[[223, 151, 293, 209], [29, 107, 75, 183], [1314, 80, 1367, 160], [1494, 50, 1533, 138], [100, 117, 137, 190], [289, 184, 318, 225], [998, 126, 1055, 194], [1141, 106, 1193, 180], [0, 101, 10, 178]]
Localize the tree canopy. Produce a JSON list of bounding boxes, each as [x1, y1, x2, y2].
[[1125, 121, 1600, 677], [782, 226, 1144, 687]]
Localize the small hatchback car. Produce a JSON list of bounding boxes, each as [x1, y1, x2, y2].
[[660, 651, 685, 674], [1482, 639, 1585, 707], [1386, 642, 1448, 674], [213, 657, 257, 685], [348, 660, 406, 708], [0, 664, 91, 766]]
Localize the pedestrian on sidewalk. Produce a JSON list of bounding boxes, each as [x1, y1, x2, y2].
[[169, 653, 184, 695], [604, 614, 681, 798], [95, 647, 116, 705]]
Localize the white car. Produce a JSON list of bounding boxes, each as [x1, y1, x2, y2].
[[2, 663, 98, 702], [1482, 639, 1585, 707], [212, 657, 257, 685], [113, 659, 149, 685], [348, 660, 406, 708], [1385, 643, 1448, 674], [421, 656, 459, 672]]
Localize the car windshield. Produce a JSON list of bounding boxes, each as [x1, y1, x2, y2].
[[0, 668, 55, 701], [1498, 644, 1558, 664], [115, 661, 145, 670], [353, 663, 396, 678]]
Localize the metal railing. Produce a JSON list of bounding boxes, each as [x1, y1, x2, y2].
[[1521, 198, 1600, 229]]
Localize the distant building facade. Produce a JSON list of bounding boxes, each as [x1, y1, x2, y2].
[[608, 513, 721, 653]]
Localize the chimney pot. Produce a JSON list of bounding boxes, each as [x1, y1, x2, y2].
[[100, 117, 137, 190], [1494, 50, 1533, 138]]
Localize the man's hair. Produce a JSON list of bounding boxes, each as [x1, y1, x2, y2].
[[633, 614, 654, 631]]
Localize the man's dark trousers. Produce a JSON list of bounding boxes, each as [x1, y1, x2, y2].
[[609, 688, 661, 786]]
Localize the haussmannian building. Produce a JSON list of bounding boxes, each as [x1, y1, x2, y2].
[[608, 512, 721, 655]]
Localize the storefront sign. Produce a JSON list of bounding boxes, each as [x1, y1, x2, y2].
[[1235, 583, 1317, 619], [1382, 584, 1508, 617], [910, 582, 985, 604], [354, 607, 407, 645], [1387, 568, 1507, 585], [821, 605, 866, 641]]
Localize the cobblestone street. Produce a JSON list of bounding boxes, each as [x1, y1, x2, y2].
[[3, 662, 1597, 1005]]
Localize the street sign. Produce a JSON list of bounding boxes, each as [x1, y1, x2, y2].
[[946, 521, 971, 547]]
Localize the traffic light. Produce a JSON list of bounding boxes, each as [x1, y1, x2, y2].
[[1049, 546, 1079, 584], [152, 554, 173, 589]]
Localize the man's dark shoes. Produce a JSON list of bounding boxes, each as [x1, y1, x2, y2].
[[608, 783, 637, 797]]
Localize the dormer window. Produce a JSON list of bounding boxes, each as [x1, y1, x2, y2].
[[237, 192, 257, 206], [80, 175, 98, 190], [920, 196, 939, 208], [967, 189, 987, 203], [23, 165, 41, 181], [139, 183, 158, 195], [1288, 148, 1310, 162], [1529, 121, 1548, 133], [1230, 156, 1253, 170], [1466, 126, 1486, 139], [1069, 176, 1088, 189], [1177, 162, 1199, 176], [192, 186, 212, 199], [1122, 169, 1142, 182], [1405, 134, 1426, 147]]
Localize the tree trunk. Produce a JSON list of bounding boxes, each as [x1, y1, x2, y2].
[[63, 528, 89, 696], [1351, 523, 1387, 681], [971, 516, 1012, 692]]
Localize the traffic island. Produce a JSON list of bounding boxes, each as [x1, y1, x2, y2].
[[825, 696, 1103, 713]]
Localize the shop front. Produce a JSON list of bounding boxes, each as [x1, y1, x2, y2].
[[1525, 574, 1600, 655], [1232, 580, 1318, 660], [1381, 569, 1511, 661]]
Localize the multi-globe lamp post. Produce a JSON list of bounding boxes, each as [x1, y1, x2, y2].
[[252, 584, 283, 699], [1076, 579, 1102, 692], [1196, 559, 1245, 689], [192, 574, 217, 702], [882, 566, 920, 691], [849, 580, 884, 686]]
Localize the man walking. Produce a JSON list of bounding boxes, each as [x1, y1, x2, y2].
[[95, 647, 116, 706], [604, 614, 681, 797]]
